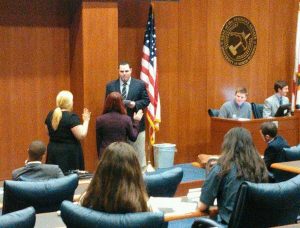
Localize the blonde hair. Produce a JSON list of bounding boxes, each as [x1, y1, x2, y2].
[[51, 90, 73, 130]]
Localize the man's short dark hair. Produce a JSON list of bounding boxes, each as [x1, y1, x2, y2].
[[260, 122, 277, 138], [235, 87, 248, 96], [28, 140, 46, 161], [119, 61, 131, 68], [274, 80, 288, 92]]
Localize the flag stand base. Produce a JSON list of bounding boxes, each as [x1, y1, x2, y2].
[[145, 161, 155, 172]]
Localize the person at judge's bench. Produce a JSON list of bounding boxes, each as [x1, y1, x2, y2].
[[218, 87, 252, 119], [263, 80, 289, 118], [105, 61, 150, 168], [12, 140, 64, 181], [96, 92, 143, 158]]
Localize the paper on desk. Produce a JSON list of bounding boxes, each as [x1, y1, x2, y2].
[[237, 118, 250, 121], [186, 188, 217, 206], [148, 197, 198, 214]]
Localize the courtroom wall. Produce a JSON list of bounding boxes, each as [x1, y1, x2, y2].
[[0, 0, 298, 180], [118, 0, 298, 163], [0, 1, 71, 179]]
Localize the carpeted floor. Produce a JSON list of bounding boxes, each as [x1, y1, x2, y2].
[[150, 164, 206, 228], [147, 163, 206, 182]]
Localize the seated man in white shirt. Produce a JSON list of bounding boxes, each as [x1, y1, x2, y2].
[[263, 80, 289, 118], [12, 140, 64, 181]]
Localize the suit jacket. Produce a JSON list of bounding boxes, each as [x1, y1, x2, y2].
[[96, 112, 140, 157], [263, 135, 289, 171], [105, 77, 150, 131], [263, 94, 289, 117], [12, 162, 64, 181]]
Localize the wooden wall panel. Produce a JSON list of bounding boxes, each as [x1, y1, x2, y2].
[[0, 2, 70, 179], [176, 0, 208, 162], [154, 2, 179, 161], [268, 0, 298, 96], [118, 0, 149, 77], [80, 2, 118, 171]]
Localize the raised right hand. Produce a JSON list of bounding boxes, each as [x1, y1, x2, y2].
[[133, 109, 144, 121]]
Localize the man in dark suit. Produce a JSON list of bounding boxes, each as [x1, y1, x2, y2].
[[260, 122, 289, 172], [12, 140, 64, 181], [105, 61, 150, 168]]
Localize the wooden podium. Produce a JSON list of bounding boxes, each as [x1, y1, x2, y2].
[[209, 116, 299, 155]]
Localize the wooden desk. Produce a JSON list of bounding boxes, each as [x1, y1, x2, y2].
[[210, 116, 299, 154], [35, 204, 217, 227], [271, 160, 300, 174], [164, 206, 218, 221]]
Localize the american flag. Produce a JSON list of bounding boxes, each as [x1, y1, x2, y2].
[[140, 5, 161, 145], [292, 3, 300, 111]]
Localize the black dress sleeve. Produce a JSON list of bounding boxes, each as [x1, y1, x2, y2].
[[69, 113, 81, 128]]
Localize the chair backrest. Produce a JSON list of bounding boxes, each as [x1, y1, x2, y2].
[[60, 201, 167, 228], [229, 175, 300, 228], [0, 206, 35, 228], [284, 146, 300, 161], [208, 109, 219, 117], [2, 174, 78, 214], [251, 102, 264, 119], [272, 146, 300, 182], [143, 167, 183, 197]]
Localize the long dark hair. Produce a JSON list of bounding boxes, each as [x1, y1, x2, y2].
[[102, 92, 127, 115], [81, 142, 149, 213], [218, 127, 269, 183]]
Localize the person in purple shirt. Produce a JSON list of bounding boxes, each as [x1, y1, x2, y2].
[[96, 92, 143, 158]]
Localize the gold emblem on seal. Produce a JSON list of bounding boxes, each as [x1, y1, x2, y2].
[[220, 16, 257, 66]]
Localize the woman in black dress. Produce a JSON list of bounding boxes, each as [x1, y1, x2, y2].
[[45, 90, 91, 173]]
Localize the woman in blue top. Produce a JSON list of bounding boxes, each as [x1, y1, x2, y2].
[[198, 127, 269, 224]]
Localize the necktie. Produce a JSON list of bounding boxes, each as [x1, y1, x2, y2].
[[279, 97, 283, 106], [122, 82, 127, 99]]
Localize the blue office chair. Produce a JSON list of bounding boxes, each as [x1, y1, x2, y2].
[[271, 146, 300, 182], [0, 206, 35, 228], [284, 145, 300, 161], [2, 174, 78, 214], [144, 167, 183, 197], [60, 201, 167, 228], [192, 175, 300, 228], [208, 109, 219, 117], [251, 102, 264, 119]]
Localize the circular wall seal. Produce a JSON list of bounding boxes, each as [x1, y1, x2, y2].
[[220, 16, 257, 66]]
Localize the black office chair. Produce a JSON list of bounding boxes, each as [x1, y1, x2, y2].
[[143, 167, 183, 197], [251, 102, 264, 119], [208, 109, 219, 117], [284, 146, 300, 161], [192, 175, 300, 228], [0, 207, 35, 228], [2, 174, 78, 214], [60, 200, 167, 228], [271, 146, 300, 182]]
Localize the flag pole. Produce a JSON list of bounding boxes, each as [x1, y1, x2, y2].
[[145, 132, 155, 172], [141, 2, 160, 172], [146, 118, 155, 173]]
